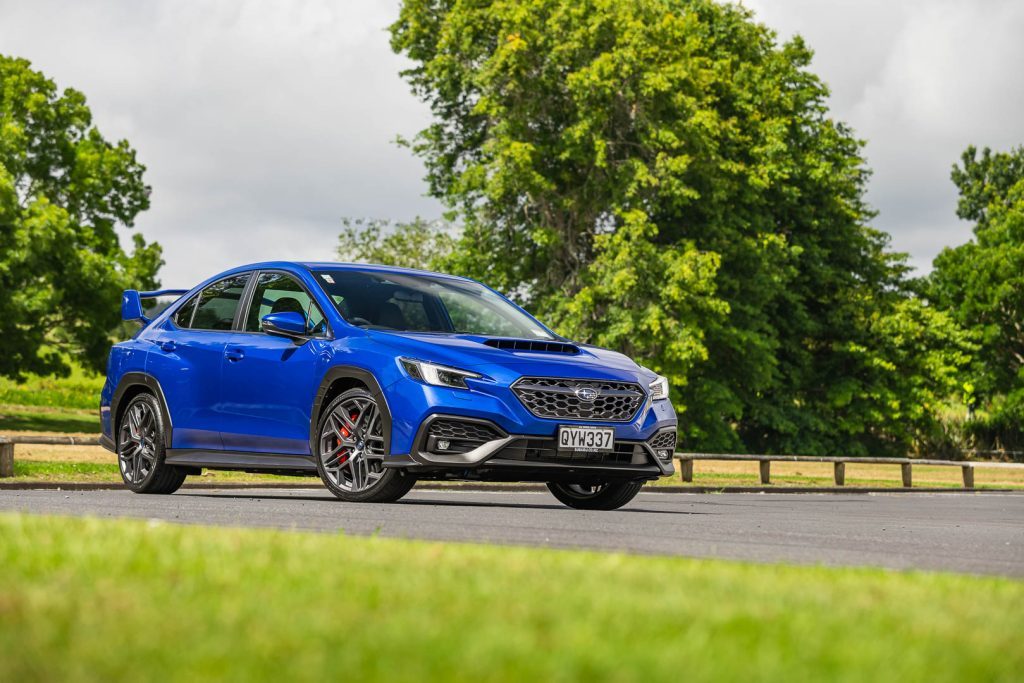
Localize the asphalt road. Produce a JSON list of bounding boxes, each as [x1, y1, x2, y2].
[[1, 487, 1022, 576]]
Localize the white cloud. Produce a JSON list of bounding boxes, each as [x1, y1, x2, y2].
[[745, 0, 1024, 271], [1, 0, 1021, 283], [0, 0, 443, 285]]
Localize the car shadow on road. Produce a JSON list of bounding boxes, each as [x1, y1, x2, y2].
[[176, 491, 709, 514], [400, 497, 711, 514]]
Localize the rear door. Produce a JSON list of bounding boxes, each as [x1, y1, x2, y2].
[[219, 271, 333, 455], [146, 273, 251, 450]]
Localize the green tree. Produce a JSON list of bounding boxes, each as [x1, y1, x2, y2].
[[337, 217, 456, 271], [0, 55, 161, 378], [931, 146, 1024, 440], [391, 0, 965, 454]]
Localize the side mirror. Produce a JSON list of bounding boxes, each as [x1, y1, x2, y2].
[[261, 311, 309, 341]]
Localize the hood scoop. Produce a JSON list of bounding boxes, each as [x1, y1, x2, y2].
[[482, 338, 581, 354]]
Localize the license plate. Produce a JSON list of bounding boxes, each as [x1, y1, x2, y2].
[[557, 426, 614, 452]]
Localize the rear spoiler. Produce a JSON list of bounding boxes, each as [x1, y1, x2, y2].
[[121, 289, 190, 324]]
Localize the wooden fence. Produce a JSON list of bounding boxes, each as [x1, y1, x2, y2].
[[676, 453, 1024, 489], [2, 435, 1022, 489]]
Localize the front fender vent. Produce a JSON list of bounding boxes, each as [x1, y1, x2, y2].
[[482, 339, 580, 354]]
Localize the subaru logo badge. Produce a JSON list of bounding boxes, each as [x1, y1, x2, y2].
[[574, 386, 600, 402]]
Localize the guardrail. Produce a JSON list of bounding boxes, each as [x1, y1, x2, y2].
[[0, 434, 101, 478], [675, 453, 1024, 489]]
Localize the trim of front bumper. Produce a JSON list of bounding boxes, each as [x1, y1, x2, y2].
[[394, 414, 675, 477]]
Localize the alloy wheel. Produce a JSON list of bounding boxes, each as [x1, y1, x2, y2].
[[319, 396, 386, 493], [118, 400, 158, 485]]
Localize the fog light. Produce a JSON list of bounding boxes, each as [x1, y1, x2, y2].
[[656, 449, 671, 460], [437, 439, 451, 451]]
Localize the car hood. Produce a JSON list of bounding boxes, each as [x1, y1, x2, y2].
[[364, 330, 653, 383]]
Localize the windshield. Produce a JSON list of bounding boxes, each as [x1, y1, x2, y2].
[[313, 270, 555, 340]]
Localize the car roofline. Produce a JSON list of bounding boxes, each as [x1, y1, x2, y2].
[[200, 261, 478, 285], [298, 261, 478, 283]]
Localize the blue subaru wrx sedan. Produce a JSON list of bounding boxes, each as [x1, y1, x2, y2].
[[100, 262, 677, 510]]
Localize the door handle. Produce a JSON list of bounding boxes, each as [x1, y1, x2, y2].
[[225, 348, 245, 362], [159, 341, 176, 353]]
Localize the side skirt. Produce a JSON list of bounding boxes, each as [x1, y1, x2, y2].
[[165, 449, 317, 473]]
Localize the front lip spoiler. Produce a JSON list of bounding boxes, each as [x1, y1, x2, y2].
[[396, 414, 675, 476]]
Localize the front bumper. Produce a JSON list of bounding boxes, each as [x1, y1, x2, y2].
[[384, 413, 676, 482], [382, 372, 678, 458]]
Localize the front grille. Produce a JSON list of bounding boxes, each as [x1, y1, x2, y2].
[[483, 339, 580, 354], [647, 430, 677, 452], [512, 377, 645, 422], [497, 437, 647, 466]]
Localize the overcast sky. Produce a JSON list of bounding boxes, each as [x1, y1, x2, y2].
[[1, 0, 1021, 285]]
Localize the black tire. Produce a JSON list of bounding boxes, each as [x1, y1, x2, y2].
[[116, 393, 187, 494], [315, 388, 416, 503], [547, 481, 643, 510]]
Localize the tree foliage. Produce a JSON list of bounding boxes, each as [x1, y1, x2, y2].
[[391, 0, 969, 455], [0, 56, 161, 378], [336, 217, 456, 271], [931, 146, 1024, 445]]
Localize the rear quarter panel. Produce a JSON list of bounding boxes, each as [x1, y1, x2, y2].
[[100, 341, 150, 439]]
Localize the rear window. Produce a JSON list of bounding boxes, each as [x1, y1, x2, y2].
[[178, 274, 250, 331]]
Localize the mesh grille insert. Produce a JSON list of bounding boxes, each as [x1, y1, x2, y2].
[[498, 438, 646, 466], [647, 430, 677, 452], [423, 417, 503, 454], [512, 378, 645, 422]]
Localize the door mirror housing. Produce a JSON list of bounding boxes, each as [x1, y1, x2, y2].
[[261, 311, 309, 341]]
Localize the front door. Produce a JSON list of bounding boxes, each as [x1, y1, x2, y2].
[[219, 271, 333, 455]]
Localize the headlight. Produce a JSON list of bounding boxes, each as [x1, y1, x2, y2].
[[649, 375, 670, 400], [400, 358, 481, 389]]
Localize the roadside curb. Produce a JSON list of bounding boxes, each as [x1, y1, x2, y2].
[[0, 481, 1019, 494]]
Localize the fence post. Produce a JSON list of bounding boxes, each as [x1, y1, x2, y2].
[[901, 462, 912, 488], [833, 462, 845, 486], [0, 438, 13, 478], [961, 465, 975, 489], [680, 458, 694, 483], [759, 460, 771, 485]]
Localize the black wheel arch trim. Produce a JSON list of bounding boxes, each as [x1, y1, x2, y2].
[[311, 366, 393, 456], [111, 372, 174, 449]]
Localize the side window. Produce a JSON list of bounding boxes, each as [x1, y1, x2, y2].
[[173, 295, 199, 329], [245, 272, 327, 335], [190, 274, 250, 331]]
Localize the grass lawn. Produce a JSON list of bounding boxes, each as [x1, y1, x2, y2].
[[0, 514, 1021, 682], [0, 364, 103, 410], [8, 459, 310, 485], [0, 403, 100, 434]]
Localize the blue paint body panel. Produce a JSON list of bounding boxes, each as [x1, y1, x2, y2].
[[100, 262, 677, 477]]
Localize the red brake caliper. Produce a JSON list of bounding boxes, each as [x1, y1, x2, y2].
[[335, 412, 358, 465]]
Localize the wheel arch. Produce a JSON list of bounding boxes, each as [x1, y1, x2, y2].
[[111, 372, 174, 449], [311, 366, 392, 455]]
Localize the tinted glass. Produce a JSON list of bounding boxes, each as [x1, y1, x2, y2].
[[245, 272, 326, 334], [313, 270, 554, 339], [173, 296, 199, 329], [189, 274, 250, 331]]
